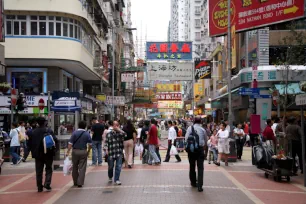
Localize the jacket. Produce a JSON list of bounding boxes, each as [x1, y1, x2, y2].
[[28, 127, 58, 159]]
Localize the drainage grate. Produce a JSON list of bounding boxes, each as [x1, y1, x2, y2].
[[102, 190, 113, 194]]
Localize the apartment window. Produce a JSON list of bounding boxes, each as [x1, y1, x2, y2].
[[201, 44, 204, 51], [5, 15, 27, 36], [195, 32, 201, 40], [195, 6, 201, 14], [195, 19, 201, 28]]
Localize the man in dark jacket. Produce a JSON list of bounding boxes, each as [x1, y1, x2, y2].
[[28, 117, 58, 192]]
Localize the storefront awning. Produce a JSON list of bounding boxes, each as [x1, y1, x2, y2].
[[274, 83, 305, 95]]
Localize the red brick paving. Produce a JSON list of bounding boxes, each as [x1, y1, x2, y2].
[[229, 171, 304, 192], [251, 190, 306, 204], [0, 175, 26, 189], [0, 191, 57, 204]]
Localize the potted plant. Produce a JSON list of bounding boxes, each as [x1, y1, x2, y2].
[[0, 83, 11, 93]]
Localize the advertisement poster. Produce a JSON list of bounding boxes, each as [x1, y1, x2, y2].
[[194, 60, 212, 80], [209, 0, 305, 36], [146, 42, 192, 60]]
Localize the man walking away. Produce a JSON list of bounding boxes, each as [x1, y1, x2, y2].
[[147, 119, 161, 165], [105, 121, 126, 185], [23, 120, 37, 162], [9, 122, 22, 165], [164, 120, 181, 163], [91, 117, 105, 166], [234, 123, 245, 160], [66, 121, 92, 187], [28, 117, 58, 192], [185, 117, 207, 192], [140, 120, 150, 164]]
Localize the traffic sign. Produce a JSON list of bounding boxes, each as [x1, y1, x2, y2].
[[239, 88, 260, 96], [11, 89, 18, 106], [295, 94, 306, 106], [38, 98, 45, 110], [250, 95, 272, 99]]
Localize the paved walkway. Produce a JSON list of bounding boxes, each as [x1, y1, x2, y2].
[[0, 148, 305, 204]]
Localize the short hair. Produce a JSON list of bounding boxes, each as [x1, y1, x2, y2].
[[288, 117, 296, 124], [78, 121, 87, 129], [150, 118, 156, 124], [168, 120, 173, 125], [18, 121, 24, 125], [12, 122, 18, 128], [92, 117, 97, 121], [144, 120, 150, 126], [36, 117, 46, 127], [173, 121, 177, 125], [221, 121, 227, 127], [108, 120, 114, 126], [194, 117, 202, 124], [274, 117, 280, 123], [266, 119, 272, 125]]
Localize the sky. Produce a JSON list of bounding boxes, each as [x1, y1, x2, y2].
[[131, 0, 170, 59]]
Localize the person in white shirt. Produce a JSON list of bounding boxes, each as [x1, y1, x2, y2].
[[10, 122, 22, 165], [234, 123, 245, 160], [225, 120, 231, 132], [272, 118, 280, 135], [215, 122, 230, 166], [163, 120, 181, 162]]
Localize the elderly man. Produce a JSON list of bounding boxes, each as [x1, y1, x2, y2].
[[185, 117, 208, 192]]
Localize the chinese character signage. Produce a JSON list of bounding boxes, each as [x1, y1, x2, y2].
[[209, 0, 305, 36], [105, 96, 125, 106], [121, 73, 135, 82], [195, 60, 212, 80], [146, 42, 193, 60], [147, 62, 193, 81], [155, 84, 181, 92], [156, 93, 182, 101], [157, 101, 183, 109]]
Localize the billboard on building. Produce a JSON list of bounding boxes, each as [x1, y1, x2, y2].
[[105, 96, 125, 106], [146, 42, 192, 60], [194, 60, 212, 80], [147, 62, 193, 81], [121, 73, 135, 82], [209, 0, 305, 36], [155, 93, 182, 101], [155, 84, 181, 92], [157, 101, 183, 109]]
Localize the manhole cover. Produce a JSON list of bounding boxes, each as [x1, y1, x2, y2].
[[102, 190, 113, 194]]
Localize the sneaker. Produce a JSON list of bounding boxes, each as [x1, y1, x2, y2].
[[17, 158, 23, 164], [108, 178, 113, 183], [10, 163, 15, 165], [115, 180, 121, 185], [43, 185, 52, 192], [89, 163, 97, 166], [128, 165, 132, 168], [98, 163, 102, 166], [38, 187, 43, 193]]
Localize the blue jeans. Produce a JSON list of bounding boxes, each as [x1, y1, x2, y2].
[[92, 141, 102, 165], [211, 148, 218, 162], [108, 155, 122, 182], [10, 146, 20, 164], [148, 145, 160, 164]]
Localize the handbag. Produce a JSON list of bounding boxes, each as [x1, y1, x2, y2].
[[16, 129, 26, 143]]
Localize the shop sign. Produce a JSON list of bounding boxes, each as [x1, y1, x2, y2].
[[146, 42, 192, 60], [240, 70, 277, 83], [121, 73, 135, 82], [0, 107, 48, 114], [155, 84, 181, 92], [157, 101, 183, 109], [209, 0, 305, 36], [147, 62, 193, 81], [105, 96, 125, 106], [96, 94, 106, 102], [134, 103, 158, 109], [295, 94, 306, 106], [156, 93, 182, 101], [195, 60, 212, 80], [0, 95, 48, 107], [54, 100, 76, 107]]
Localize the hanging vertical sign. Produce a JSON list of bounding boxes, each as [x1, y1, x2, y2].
[[194, 60, 212, 80]]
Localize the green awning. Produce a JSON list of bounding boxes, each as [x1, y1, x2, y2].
[[274, 83, 304, 95]]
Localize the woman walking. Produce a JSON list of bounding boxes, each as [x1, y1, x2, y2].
[[208, 129, 218, 164], [122, 119, 137, 168], [215, 122, 230, 166]]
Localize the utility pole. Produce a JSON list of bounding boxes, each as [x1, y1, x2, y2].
[[111, 27, 115, 121], [227, 0, 233, 132]]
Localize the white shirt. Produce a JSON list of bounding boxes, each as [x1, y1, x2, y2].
[[217, 129, 229, 139], [9, 129, 20, 147], [272, 123, 278, 134], [234, 128, 245, 139], [137, 128, 142, 139], [225, 125, 231, 132], [168, 126, 177, 141]]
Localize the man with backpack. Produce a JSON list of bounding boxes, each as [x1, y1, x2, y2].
[[185, 117, 207, 192], [28, 117, 58, 192]]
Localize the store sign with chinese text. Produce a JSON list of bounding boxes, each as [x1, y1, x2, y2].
[[146, 42, 192, 60], [105, 96, 125, 106], [157, 101, 183, 109], [156, 93, 182, 101], [121, 73, 135, 82], [194, 60, 211, 80], [209, 0, 305, 36], [155, 84, 181, 92], [147, 62, 193, 81]]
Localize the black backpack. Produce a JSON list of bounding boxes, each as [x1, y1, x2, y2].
[[185, 126, 200, 153]]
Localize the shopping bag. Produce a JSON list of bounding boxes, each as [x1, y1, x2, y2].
[[170, 145, 178, 156], [63, 157, 72, 176], [135, 144, 141, 156]]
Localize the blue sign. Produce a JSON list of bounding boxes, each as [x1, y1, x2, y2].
[[212, 111, 216, 118], [239, 88, 260, 95], [146, 42, 193, 60], [250, 95, 272, 99]]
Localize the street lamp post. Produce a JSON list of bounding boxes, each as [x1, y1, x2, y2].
[[227, 0, 233, 132]]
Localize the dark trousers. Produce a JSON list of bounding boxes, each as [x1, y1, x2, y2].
[[188, 148, 204, 187], [72, 149, 88, 186], [35, 157, 53, 188], [23, 141, 30, 161], [236, 138, 244, 159], [156, 147, 161, 162], [291, 140, 303, 172], [164, 140, 181, 162]]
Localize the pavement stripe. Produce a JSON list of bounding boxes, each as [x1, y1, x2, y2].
[[249, 188, 306, 194], [0, 188, 61, 194], [43, 166, 94, 204], [219, 167, 264, 204], [0, 172, 35, 192], [90, 169, 220, 172], [292, 183, 306, 192]]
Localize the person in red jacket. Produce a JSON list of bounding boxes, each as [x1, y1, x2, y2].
[[262, 119, 277, 146]]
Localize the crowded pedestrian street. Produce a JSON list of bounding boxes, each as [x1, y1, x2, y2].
[[0, 130, 305, 204]]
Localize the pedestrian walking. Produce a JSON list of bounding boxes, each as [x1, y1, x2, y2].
[[140, 120, 150, 164], [208, 129, 218, 164], [23, 120, 37, 162], [66, 121, 92, 188], [146, 119, 161, 165], [104, 121, 125, 185], [122, 119, 137, 168], [215, 122, 230, 167], [185, 117, 207, 192], [0, 129, 5, 172], [9, 122, 22, 165], [234, 123, 245, 160], [164, 120, 181, 163], [28, 117, 58, 192], [91, 117, 105, 166]]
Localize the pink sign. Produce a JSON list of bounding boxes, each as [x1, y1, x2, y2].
[[250, 114, 261, 134], [156, 93, 182, 101]]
